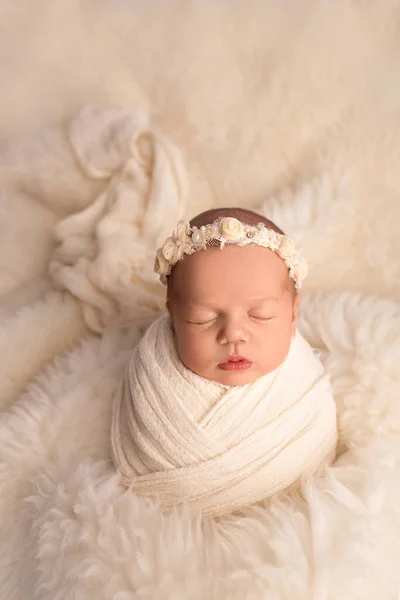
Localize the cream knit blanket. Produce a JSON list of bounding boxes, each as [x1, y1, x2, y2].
[[111, 315, 338, 516]]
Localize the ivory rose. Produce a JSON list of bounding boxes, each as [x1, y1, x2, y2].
[[219, 217, 245, 241], [294, 257, 308, 281], [278, 236, 296, 259], [154, 248, 170, 276]]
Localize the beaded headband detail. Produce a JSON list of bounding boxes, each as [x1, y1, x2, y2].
[[154, 217, 308, 289]]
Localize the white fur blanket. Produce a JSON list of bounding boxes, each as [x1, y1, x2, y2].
[[1, 2, 400, 598], [2, 291, 400, 599]]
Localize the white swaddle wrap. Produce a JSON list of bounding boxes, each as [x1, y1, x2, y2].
[[111, 315, 337, 516]]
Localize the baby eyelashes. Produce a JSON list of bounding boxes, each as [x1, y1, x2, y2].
[[186, 314, 276, 325]]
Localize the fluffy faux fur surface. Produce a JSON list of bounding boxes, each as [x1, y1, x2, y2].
[[1, 1, 400, 598], [1, 292, 400, 599]]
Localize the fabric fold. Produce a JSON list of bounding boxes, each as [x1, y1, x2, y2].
[[49, 106, 188, 333]]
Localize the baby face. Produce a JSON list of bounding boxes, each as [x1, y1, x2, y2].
[[168, 244, 299, 386]]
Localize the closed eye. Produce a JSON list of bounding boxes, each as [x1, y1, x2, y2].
[[249, 315, 275, 321], [186, 318, 217, 325]]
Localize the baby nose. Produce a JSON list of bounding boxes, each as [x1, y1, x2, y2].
[[217, 317, 249, 345]]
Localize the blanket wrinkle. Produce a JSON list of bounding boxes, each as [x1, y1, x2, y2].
[[111, 315, 338, 516], [49, 106, 188, 333]]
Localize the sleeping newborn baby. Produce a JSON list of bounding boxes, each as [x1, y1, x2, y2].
[[111, 207, 337, 516]]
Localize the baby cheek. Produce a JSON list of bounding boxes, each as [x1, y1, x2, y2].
[[257, 321, 293, 368], [277, 326, 293, 356], [175, 329, 209, 370]]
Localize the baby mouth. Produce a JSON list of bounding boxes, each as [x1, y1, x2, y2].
[[218, 355, 252, 371]]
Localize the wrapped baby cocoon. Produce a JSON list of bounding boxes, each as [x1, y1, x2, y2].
[[111, 315, 337, 516]]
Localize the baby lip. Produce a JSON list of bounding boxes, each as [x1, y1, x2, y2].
[[227, 355, 248, 363], [219, 355, 251, 365], [218, 355, 252, 371]]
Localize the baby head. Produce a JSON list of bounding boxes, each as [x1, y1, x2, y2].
[[155, 208, 307, 386]]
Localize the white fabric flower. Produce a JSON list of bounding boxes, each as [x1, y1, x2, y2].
[[260, 229, 279, 250], [278, 236, 296, 259], [174, 220, 193, 258], [219, 217, 245, 241], [158, 221, 193, 270], [173, 243, 189, 262], [175, 220, 191, 243], [294, 257, 308, 281], [154, 248, 170, 276], [162, 236, 178, 261]]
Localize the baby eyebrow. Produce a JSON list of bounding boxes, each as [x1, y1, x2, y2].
[[183, 302, 217, 310], [250, 296, 280, 304], [182, 297, 280, 312]]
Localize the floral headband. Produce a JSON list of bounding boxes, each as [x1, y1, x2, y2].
[[154, 217, 308, 289]]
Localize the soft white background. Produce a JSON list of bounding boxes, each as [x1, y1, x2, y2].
[[2, 0, 400, 301]]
